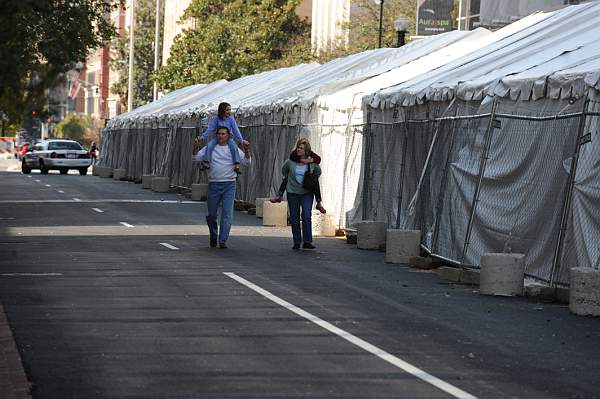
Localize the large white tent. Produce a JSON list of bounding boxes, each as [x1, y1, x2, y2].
[[100, 1, 600, 286]]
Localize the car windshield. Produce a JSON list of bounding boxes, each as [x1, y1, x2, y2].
[[47, 141, 83, 151]]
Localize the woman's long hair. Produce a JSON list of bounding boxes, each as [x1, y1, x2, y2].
[[217, 102, 231, 119], [294, 138, 311, 156]]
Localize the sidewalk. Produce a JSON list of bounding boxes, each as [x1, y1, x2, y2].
[[0, 304, 31, 399]]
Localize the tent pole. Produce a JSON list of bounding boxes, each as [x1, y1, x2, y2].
[[461, 98, 498, 264], [362, 111, 373, 220], [550, 97, 590, 287], [395, 120, 408, 229]]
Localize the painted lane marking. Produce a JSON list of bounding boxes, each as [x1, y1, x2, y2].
[[45, 184, 51, 187], [35, 179, 40, 183], [224, 272, 478, 399], [159, 242, 179, 250], [1, 273, 63, 277], [0, 199, 203, 204], [120, 222, 134, 228], [57, 190, 65, 194], [92, 208, 104, 213]]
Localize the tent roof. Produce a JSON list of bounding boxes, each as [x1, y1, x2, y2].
[[368, 2, 600, 108]]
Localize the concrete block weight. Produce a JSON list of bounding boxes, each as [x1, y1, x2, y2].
[[151, 176, 170, 193], [255, 197, 270, 218], [357, 221, 387, 250], [191, 183, 208, 201], [570, 267, 600, 317], [312, 211, 336, 237], [113, 168, 127, 181], [142, 175, 153, 189], [385, 229, 421, 264], [263, 201, 288, 227], [480, 253, 525, 296], [97, 166, 113, 178]]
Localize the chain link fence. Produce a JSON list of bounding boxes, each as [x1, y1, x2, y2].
[[361, 98, 599, 285]]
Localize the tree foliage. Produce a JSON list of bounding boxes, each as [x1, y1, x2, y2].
[[155, 0, 312, 91], [54, 114, 97, 146], [111, 0, 163, 111], [316, 0, 417, 61], [0, 1, 120, 125]]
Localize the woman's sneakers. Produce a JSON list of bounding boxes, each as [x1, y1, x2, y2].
[[270, 195, 282, 203], [316, 202, 327, 214]]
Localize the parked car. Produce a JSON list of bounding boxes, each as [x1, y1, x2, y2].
[[21, 139, 92, 175]]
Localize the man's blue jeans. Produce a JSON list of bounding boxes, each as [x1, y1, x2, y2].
[[202, 138, 240, 163], [207, 181, 236, 244], [287, 192, 314, 245]]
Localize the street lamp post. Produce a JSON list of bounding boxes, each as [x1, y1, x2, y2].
[[394, 15, 409, 47], [375, 0, 385, 48]]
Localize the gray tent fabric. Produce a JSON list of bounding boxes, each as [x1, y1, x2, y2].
[[479, 0, 566, 27], [99, 2, 600, 286]]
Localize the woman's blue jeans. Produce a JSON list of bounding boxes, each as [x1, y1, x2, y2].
[[287, 192, 314, 245], [207, 181, 236, 244]]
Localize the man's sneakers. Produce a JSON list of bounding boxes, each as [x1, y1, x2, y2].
[[270, 195, 282, 203], [292, 244, 300, 250], [302, 242, 316, 250], [210, 239, 217, 248], [219, 242, 228, 249]]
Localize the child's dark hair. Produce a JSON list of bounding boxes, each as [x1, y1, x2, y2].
[[217, 126, 230, 134], [217, 102, 231, 119]]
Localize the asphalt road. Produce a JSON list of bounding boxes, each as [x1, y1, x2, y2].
[[1, 162, 599, 399]]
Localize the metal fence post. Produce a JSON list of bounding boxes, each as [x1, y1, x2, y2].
[[395, 121, 409, 229], [550, 98, 589, 286], [461, 98, 499, 264], [362, 110, 372, 220]]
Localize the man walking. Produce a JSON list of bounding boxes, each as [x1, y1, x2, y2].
[[196, 126, 251, 248]]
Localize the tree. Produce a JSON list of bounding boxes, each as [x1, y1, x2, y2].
[[155, 0, 311, 91], [0, 1, 120, 125], [111, 0, 164, 111], [317, 0, 417, 61], [54, 114, 98, 146]]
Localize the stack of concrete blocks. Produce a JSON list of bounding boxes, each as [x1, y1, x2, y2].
[[113, 168, 127, 181], [312, 211, 336, 237], [570, 267, 600, 317], [191, 183, 208, 201], [255, 198, 271, 218], [385, 229, 421, 263], [263, 201, 288, 227], [142, 175, 153, 189], [479, 253, 525, 296], [151, 176, 170, 193], [356, 221, 387, 249]]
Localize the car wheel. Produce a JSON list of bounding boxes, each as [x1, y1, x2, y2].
[[40, 160, 49, 174], [59, 168, 68, 175], [78, 167, 88, 176], [21, 160, 31, 174]]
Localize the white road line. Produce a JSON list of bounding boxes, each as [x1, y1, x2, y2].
[[0, 199, 203, 204], [92, 208, 104, 213], [1, 273, 63, 277], [120, 222, 134, 228], [35, 179, 40, 182], [224, 272, 478, 399], [57, 190, 65, 194], [45, 184, 51, 187], [159, 242, 179, 250]]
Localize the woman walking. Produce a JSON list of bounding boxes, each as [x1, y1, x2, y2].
[[281, 138, 321, 250]]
